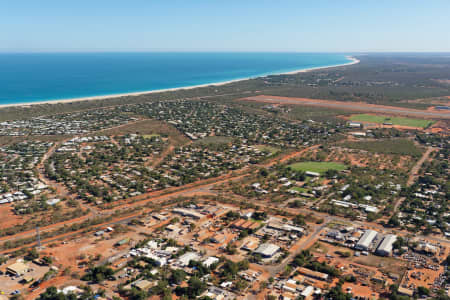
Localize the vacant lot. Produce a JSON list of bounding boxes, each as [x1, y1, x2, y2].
[[342, 139, 423, 157], [349, 114, 435, 128], [354, 255, 408, 275], [100, 119, 189, 146], [288, 161, 347, 174]]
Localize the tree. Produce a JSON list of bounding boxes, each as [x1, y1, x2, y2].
[[187, 277, 206, 297], [169, 269, 186, 285], [293, 214, 306, 226], [292, 250, 312, 267], [388, 215, 400, 227], [225, 243, 237, 255], [127, 288, 147, 300], [150, 280, 170, 296], [175, 277, 206, 299], [81, 265, 114, 283], [343, 274, 357, 282], [42, 256, 53, 265], [326, 285, 352, 300], [417, 286, 430, 296], [445, 254, 450, 265], [282, 265, 293, 277], [252, 211, 267, 221], [325, 169, 339, 179], [224, 210, 239, 221], [239, 230, 249, 240], [234, 279, 248, 291], [388, 284, 411, 300], [37, 287, 78, 300], [259, 168, 269, 177], [25, 248, 39, 260], [433, 289, 450, 300], [393, 236, 406, 250], [0, 255, 8, 265]]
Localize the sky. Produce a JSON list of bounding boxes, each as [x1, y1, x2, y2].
[[1, 0, 450, 52]]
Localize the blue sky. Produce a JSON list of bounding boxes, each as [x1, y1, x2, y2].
[[2, 0, 450, 52]]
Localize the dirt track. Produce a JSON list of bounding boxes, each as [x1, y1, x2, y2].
[[242, 95, 450, 119]]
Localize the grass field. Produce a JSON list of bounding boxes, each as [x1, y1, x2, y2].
[[288, 161, 347, 174], [342, 139, 423, 157], [290, 186, 308, 193], [256, 145, 280, 155], [349, 114, 434, 128]]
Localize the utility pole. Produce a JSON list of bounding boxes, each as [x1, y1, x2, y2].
[[36, 226, 41, 249]]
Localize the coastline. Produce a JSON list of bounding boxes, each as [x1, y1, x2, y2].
[[0, 56, 360, 109]]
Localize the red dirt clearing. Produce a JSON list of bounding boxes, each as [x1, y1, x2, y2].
[[0, 204, 27, 228]]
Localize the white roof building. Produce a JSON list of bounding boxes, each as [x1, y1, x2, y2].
[[254, 243, 280, 258], [305, 171, 320, 177], [376, 234, 397, 256], [355, 230, 378, 251], [46, 198, 60, 206], [348, 122, 362, 128], [147, 240, 158, 249], [301, 286, 315, 298], [145, 254, 167, 266], [202, 256, 219, 268], [351, 132, 367, 137], [60, 286, 83, 295], [177, 252, 200, 266], [172, 208, 203, 219]]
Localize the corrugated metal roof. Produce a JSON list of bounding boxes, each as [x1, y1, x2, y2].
[[356, 229, 378, 250]]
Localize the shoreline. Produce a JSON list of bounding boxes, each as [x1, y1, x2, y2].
[[0, 56, 360, 109]]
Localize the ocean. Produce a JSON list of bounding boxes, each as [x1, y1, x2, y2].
[[0, 53, 352, 105]]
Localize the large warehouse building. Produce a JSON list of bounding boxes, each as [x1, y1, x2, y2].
[[254, 243, 280, 258], [355, 230, 378, 251], [376, 234, 397, 256]]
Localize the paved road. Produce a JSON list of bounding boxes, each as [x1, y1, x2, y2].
[[263, 220, 330, 277], [3, 137, 449, 263], [0, 143, 316, 252]]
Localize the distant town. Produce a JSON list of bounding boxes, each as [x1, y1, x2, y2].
[[0, 54, 448, 300]]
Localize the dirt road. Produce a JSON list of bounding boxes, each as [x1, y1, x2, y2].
[[263, 221, 329, 277], [406, 146, 434, 186], [391, 146, 435, 214]]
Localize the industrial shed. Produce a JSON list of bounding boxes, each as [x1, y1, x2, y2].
[[6, 261, 30, 276], [376, 234, 397, 256], [355, 230, 378, 251], [254, 243, 280, 258], [172, 208, 203, 219]]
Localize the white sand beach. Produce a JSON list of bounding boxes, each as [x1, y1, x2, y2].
[[0, 56, 360, 109]]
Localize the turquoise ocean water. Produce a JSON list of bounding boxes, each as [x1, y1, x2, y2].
[[0, 53, 352, 105]]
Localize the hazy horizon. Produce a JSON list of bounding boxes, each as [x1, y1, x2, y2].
[[2, 0, 450, 53], [2, 51, 450, 54]]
